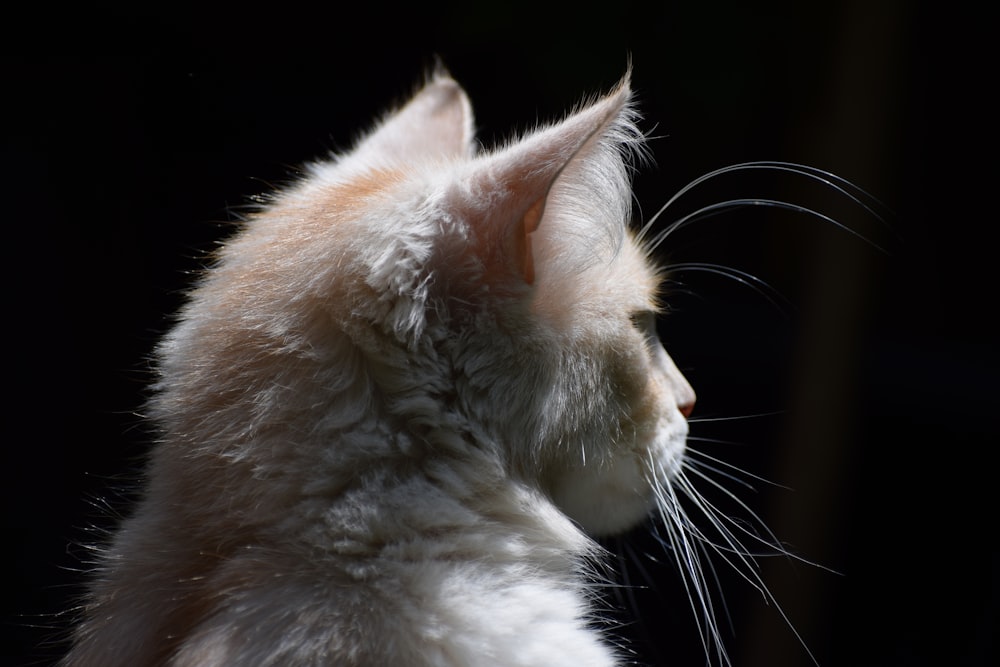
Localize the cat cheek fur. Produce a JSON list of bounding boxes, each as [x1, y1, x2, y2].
[[543, 313, 694, 536]]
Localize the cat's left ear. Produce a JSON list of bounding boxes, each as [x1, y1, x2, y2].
[[456, 78, 635, 285], [353, 74, 475, 163]]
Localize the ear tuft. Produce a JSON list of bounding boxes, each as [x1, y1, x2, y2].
[[352, 75, 475, 164]]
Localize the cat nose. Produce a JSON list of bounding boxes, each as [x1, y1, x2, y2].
[[670, 375, 695, 420]]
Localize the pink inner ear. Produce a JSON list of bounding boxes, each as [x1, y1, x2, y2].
[[461, 76, 632, 289], [519, 198, 546, 285]]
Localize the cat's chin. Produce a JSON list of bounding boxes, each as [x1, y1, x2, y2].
[[547, 426, 687, 537]]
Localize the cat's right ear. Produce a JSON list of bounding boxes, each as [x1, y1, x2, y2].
[[353, 75, 475, 163], [451, 78, 635, 287]]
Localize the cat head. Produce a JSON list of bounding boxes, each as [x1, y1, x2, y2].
[[169, 71, 694, 537]]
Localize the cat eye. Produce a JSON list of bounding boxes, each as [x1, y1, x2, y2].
[[629, 310, 655, 330], [629, 311, 660, 348]]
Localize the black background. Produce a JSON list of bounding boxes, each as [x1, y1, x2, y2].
[[4, 2, 994, 665]]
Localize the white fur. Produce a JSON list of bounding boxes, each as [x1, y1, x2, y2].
[[64, 72, 695, 666]]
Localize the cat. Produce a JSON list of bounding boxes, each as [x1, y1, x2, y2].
[[62, 68, 754, 667]]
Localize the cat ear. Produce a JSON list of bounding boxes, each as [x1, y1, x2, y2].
[[456, 78, 635, 286], [354, 74, 475, 162]]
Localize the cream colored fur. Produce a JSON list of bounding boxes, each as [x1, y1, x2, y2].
[[64, 71, 695, 666]]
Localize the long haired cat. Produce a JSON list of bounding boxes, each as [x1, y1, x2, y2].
[[65, 69, 730, 666]]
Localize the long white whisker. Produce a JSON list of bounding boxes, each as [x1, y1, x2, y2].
[[685, 448, 792, 490], [633, 161, 874, 666], [648, 457, 732, 666], [669, 458, 831, 667], [681, 453, 768, 493], [676, 471, 823, 667], [670, 470, 769, 588], [647, 198, 886, 254], [662, 261, 792, 314], [637, 160, 892, 242], [684, 436, 750, 448], [647, 437, 837, 667], [680, 463, 841, 575], [721, 161, 892, 224], [687, 410, 786, 424], [681, 467, 794, 564]]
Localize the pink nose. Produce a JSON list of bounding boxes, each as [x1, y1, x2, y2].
[[678, 400, 695, 419]]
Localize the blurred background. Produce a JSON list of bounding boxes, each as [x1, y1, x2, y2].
[[4, 1, 993, 665]]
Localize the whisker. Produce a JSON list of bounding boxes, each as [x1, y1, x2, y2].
[[636, 160, 892, 243], [719, 161, 893, 224], [687, 410, 786, 424], [663, 261, 793, 314], [673, 473, 822, 667], [676, 465, 786, 560], [681, 454, 764, 493], [685, 448, 792, 490], [684, 436, 747, 447], [674, 476, 819, 666], [631, 161, 876, 666], [673, 472, 767, 575], [648, 458, 734, 665], [647, 198, 887, 254], [647, 430, 840, 667]]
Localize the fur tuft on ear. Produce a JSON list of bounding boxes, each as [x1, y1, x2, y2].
[[349, 74, 476, 168], [449, 75, 642, 290]]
